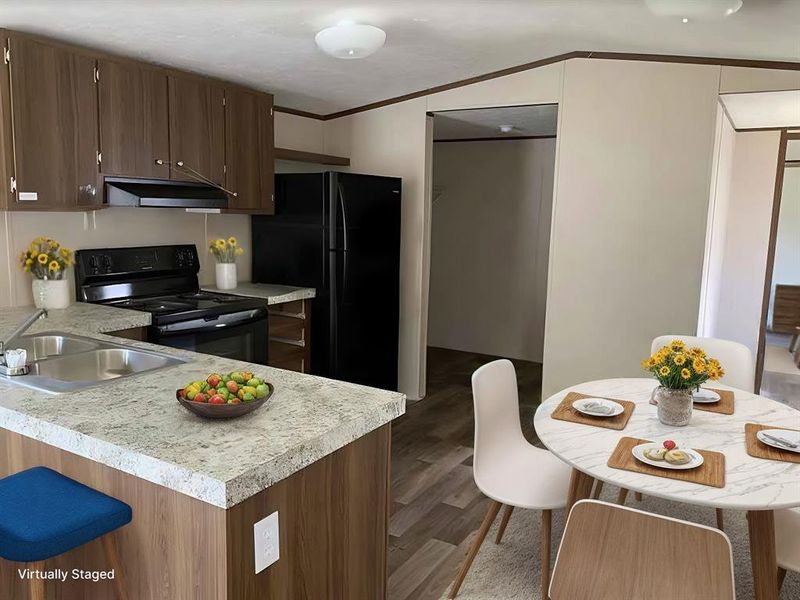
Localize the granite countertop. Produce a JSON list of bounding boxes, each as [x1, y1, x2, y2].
[[201, 282, 316, 305], [0, 302, 151, 338], [0, 304, 404, 509]]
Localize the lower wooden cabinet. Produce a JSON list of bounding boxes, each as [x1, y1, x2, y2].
[[268, 299, 311, 373]]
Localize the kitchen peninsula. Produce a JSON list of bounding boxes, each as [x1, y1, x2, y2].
[[0, 304, 405, 599]]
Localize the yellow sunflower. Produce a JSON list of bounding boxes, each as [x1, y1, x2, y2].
[[48, 260, 60, 272], [37, 253, 48, 265], [688, 347, 706, 358], [659, 366, 671, 377], [692, 358, 706, 373], [670, 339, 685, 351], [235, 247, 244, 256], [673, 353, 687, 366], [215, 239, 226, 250], [228, 237, 237, 246], [680, 368, 691, 380]]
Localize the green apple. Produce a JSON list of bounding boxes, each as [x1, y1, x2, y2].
[[255, 384, 268, 399], [242, 392, 255, 402]]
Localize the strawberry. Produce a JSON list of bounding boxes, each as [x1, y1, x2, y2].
[[663, 440, 676, 450]]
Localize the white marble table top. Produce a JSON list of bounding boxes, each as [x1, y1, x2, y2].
[[535, 378, 800, 510]]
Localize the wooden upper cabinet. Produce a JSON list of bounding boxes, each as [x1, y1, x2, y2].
[[225, 87, 274, 213], [8, 35, 99, 209], [168, 76, 225, 185], [98, 59, 169, 179], [259, 94, 275, 214]]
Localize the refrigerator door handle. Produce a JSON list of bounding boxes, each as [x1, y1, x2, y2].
[[338, 183, 349, 304]]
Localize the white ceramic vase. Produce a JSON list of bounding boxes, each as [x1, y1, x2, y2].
[[215, 262, 238, 290], [32, 278, 70, 309]]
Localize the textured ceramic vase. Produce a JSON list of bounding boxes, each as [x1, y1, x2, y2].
[[654, 386, 693, 426], [32, 278, 70, 309], [215, 262, 238, 290]]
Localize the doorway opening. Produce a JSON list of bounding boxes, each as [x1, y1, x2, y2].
[[425, 104, 557, 417]]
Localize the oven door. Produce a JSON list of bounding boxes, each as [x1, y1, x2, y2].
[[151, 308, 269, 364]]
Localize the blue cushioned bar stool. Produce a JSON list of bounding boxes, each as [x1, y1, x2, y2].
[[0, 466, 132, 600]]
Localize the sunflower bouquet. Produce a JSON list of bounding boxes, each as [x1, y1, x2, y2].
[[641, 339, 724, 390], [209, 237, 244, 263], [19, 237, 74, 280]]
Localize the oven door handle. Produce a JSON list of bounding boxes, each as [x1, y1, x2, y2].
[[154, 308, 268, 335]]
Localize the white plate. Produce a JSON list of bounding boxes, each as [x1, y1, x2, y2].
[[632, 443, 704, 470], [692, 388, 721, 404], [572, 397, 624, 418], [756, 429, 800, 454]]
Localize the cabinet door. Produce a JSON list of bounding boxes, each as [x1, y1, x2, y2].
[[168, 76, 224, 185], [98, 59, 169, 179], [9, 36, 99, 209], [224, 87, 261, 210], [258, 94, 275, 214]]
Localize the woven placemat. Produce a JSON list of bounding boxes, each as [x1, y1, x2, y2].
[[607, 436, 726, 488], [692, 388, 735, 415], [745, 423, 800, 464], [550, 392, 635, 430]]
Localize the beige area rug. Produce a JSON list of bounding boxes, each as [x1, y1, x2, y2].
[[439, 488, 799, 600]]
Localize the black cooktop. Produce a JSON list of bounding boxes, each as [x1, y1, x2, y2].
[[108, 291, 266, 325]]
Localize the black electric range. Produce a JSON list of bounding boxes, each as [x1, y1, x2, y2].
[[75, 245, 269, 364]]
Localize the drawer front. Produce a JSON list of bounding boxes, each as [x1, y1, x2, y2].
[[269, 341, 305, 372]]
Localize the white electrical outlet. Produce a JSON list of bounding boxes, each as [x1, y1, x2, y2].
[[253, 511, 280, 573]]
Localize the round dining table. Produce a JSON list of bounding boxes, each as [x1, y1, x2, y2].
[[535, 378, 800, 600]]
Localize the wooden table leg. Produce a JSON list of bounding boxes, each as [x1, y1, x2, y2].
[[747, 510, 778, 600], [565, 468, 594, 514]]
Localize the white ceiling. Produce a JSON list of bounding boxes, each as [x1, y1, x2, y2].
[[720, 90, 800, 129], [433, 105, 558, 140], [1, 1, 799, 114]]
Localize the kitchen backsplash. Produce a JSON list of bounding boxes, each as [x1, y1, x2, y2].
[[0, 208, 251, 307]]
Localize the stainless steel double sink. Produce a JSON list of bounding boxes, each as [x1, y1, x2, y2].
[[2, 332, 185, 394]]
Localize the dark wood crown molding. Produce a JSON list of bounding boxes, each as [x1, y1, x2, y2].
[[434, 135, 556, 143], [275, 50, 799, 122]]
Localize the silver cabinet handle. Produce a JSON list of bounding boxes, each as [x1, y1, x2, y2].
[[269, 336, 305, 348]]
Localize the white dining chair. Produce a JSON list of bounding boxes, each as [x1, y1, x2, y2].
[[647, 334, 755, 531], [650, 334, 755, 392], [550, 499, 735, 600], [775, 508, 800, 593], [448, 359, 571, 600]]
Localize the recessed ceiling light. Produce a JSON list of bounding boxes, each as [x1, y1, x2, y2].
[[682, 17, 689, 23], [315, 22, 386, 59], [499, 125, 514, 134]]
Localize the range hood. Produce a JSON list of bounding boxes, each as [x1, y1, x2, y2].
[[104, 177, 229, 209]]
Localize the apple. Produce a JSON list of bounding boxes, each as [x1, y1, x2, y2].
[[194, 392, 207, 403], [185, 385, 200, 401], [208, 394, 225, 405], [230, 372, 245, 384], [246, 378, 261, 387], [242, 392, 255, 402], [222, 374, 231, 383], [207, 374, 221, 388], [663, 440, 677, 450], [177, 389, 187, 399], [255, 384, 268, 399], [226, 380, 239, 394], [228, 397, 242, 404]]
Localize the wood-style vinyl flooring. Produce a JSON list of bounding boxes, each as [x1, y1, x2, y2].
[[388, 347, 542, 600]]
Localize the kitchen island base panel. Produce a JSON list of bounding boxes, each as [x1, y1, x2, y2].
[[0, 425, 390, 600]]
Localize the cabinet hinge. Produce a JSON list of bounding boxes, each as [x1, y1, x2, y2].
[[270, 107, 273, 116], [3, 47, 9, 65], [222, 96, 226, 107], [223, 164, 227, 174], [9, 176, 16, 193], [96, 151, 102, 165], [271, 193, 274, 203], [93, 66, 99, 83]]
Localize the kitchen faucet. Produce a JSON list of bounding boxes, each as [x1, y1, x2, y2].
[[0, 308, 47, 371]]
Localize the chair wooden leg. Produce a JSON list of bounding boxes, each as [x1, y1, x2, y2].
[[716, 508, 724, 531], [616, 488, 629, 505], [494, 505, 514, 544], [591, 480, 604, 499], [28, 561, 45, 600], [634, 492, 643, 502], [778, 567, 787, 592], [448, 500, 502, 599], [102, 533, 129, 600], [541, 509, 552, 600]]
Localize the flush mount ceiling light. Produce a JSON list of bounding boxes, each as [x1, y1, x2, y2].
[[499, 125, 514, 133], [645, 0, 743, 20], [315, 21, 386, 59]]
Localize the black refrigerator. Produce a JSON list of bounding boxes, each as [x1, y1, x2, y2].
[[252, 172, 401, 391]]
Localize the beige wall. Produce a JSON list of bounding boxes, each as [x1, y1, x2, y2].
[[428, 139, 555, 362], [0, 209, 251, 307], [709, 130, 781, 353], [770, 165, 800, 327], [542, 59, 721, 396]]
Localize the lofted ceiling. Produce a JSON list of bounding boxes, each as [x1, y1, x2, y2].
[[433, 105, 558, 140], [0, 1, 798, 115]]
